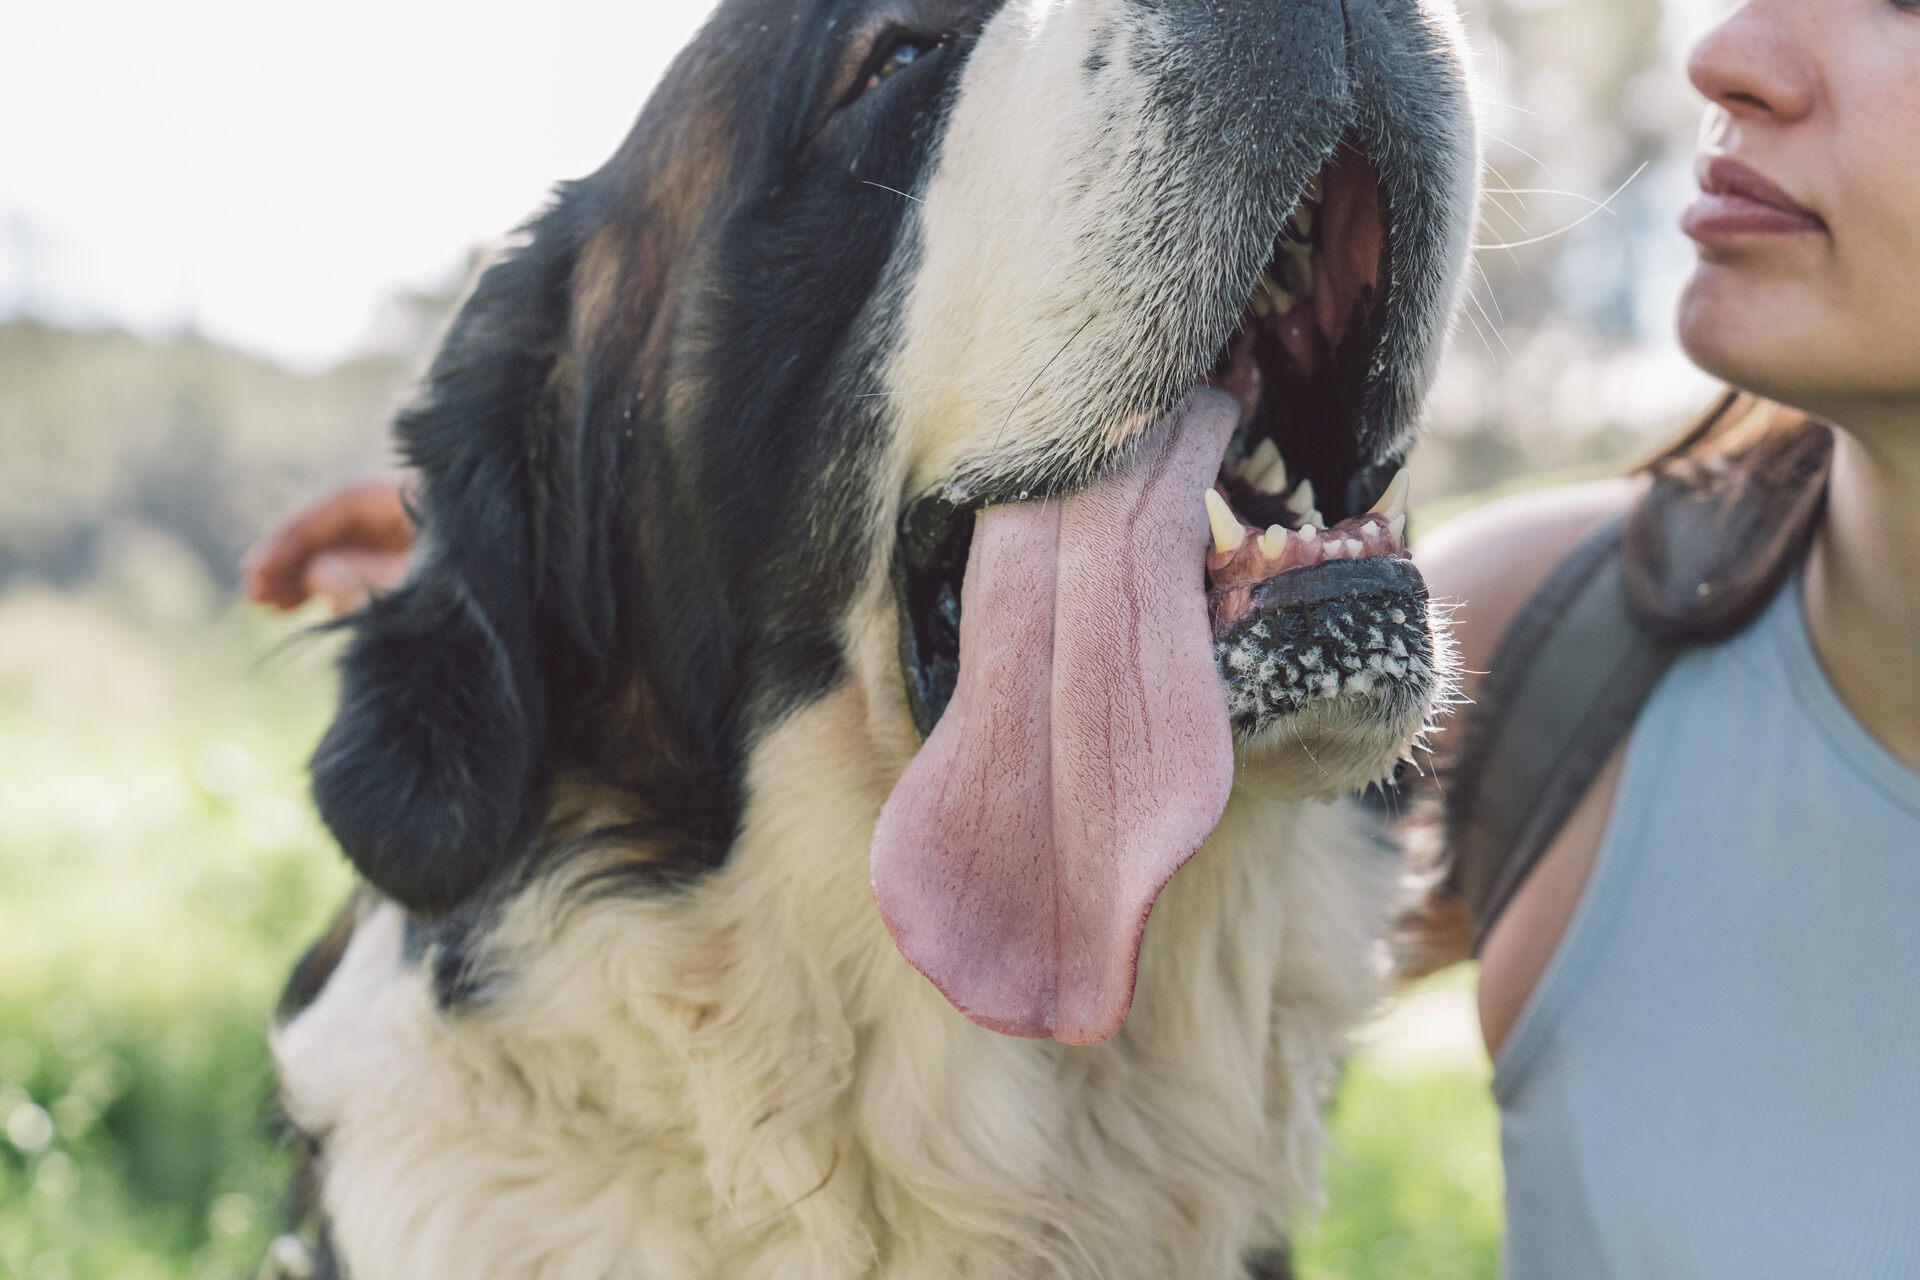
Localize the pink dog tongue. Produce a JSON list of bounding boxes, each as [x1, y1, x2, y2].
[[871, 391, 1239, 1044]]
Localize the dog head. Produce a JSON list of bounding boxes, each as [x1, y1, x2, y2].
[[311, 0, 1478, 1042]]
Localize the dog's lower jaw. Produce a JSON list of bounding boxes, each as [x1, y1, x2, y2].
[[273, 675, 1404, 1280]]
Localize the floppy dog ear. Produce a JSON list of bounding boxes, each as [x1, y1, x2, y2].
[[311, 217, 580, 915]]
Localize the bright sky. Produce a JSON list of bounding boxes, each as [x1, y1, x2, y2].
[[2, 0, 1727, 377], [0, 0, 717, 370]]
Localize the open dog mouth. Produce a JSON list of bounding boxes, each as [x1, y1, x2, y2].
[[1196, 144, 1430, 735], [875, 141, 1434, 1046]]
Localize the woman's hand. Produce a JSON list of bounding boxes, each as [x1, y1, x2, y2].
[[242, 475, 415, 616]]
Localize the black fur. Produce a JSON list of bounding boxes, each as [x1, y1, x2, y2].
[[311, 0, 1004, 917], [310, 222, 573, 912]]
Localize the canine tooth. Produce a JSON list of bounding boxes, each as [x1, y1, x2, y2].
[[1367, 467, 1411, 521], [1249, 287, 1273, 318], [1204, 489, 1245, 554], [1284, 479, 1316, 517], [1259, 273, 1296, 315], [1247, 440, 1288, 495], [1258, 525, 1287, 560], [1389, 514, 1407, 543], [1232, 440, 1270, 482], [1290, 200, 1316, 239]]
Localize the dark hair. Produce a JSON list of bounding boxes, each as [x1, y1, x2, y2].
[[1620, 389, 1832, 642]]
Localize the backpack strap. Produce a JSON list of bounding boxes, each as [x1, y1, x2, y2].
[[1432, 419, 1833, 954], [1440, 513, 1682, 952]]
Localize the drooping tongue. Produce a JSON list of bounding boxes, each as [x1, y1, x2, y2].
[[871, 390, 1240, 1045]]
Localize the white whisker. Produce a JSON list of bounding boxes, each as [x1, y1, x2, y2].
[[860, 180, 1047, 224], [1473, 161, 1649, 252]]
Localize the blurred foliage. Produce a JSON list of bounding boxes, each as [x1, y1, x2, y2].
[[1299, 1068, 1503, 1279], [0, 314, 421, 596], [0, 587, 351, 1279], [1409, 0, 1724, 499]]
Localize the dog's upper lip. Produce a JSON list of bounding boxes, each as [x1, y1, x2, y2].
[[1696, 154, 1823, 225]]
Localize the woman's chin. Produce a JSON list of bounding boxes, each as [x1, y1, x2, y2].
[[1677, 268, 1809, 400]]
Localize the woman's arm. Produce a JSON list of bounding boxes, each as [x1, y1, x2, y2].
[[1413, 478, 1636, 1050]]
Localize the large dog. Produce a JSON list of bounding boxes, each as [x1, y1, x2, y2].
[[273, 0, 1478, 1275]]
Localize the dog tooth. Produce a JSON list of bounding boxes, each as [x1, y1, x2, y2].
[[1367, 467, 1411, 520], [1204, 489, 1245, 554], [1258, 525, 1287, 560], [1260, 273, 1297, 315], [1248, 442, 1288, 495], [1389, 514, 1407, 543], [1283, 478, 1317, 517], [1249, 286, 1273, 318], [1290, 200, 1316, 239]]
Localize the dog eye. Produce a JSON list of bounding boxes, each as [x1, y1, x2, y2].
[[860, 33, 942, 96]]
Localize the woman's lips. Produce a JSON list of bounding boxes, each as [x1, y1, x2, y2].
[[1682, 155, 1827, 241]]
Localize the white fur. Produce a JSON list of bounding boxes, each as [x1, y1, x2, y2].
[[277, 669, 1401, 1280], [891, 0, 1263, 492]]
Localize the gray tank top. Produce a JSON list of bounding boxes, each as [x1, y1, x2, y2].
[[1496, 571, 1920, 1279]]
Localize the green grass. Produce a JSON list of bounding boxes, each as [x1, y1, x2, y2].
[[0, 583, 1501, 1279], [0, 584, 351, 1280], [1297, 1066, 1503, 1279]]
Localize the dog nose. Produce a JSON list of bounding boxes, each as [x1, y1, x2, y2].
[[1136, 0, 1351, 175], [1174, 0, 1347, 71]]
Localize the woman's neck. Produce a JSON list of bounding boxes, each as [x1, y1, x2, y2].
[[1803, 422, 1920, 771]]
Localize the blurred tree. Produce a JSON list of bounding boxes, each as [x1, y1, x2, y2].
[[0, 259, 481, 597], [1414, 0, 1719, 498]]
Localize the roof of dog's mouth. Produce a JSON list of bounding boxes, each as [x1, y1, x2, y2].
[[873, 140, 1415, 1046]]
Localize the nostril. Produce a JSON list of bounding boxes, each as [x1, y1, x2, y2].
[[1685, 12, 1817, 123]]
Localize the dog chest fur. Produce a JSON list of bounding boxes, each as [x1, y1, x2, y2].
[[278, 680, 1398, 1280]]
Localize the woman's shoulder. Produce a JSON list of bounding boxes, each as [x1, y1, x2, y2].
[[1412, 477, 1639, 1033], [1416, 477, 1637, 700]]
